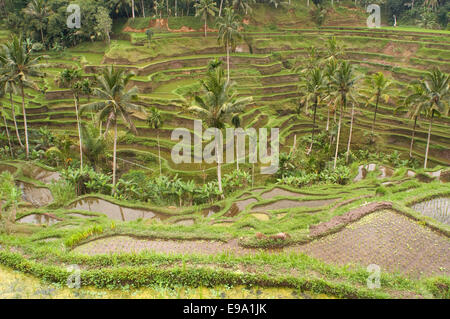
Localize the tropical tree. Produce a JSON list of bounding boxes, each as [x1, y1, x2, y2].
[[57, 68, 84, 169], [22, 0, 50, 45], [0, 105, 13, 157], [404, 69, 448, 168], [329, 61, 359, 168], [324, 36, 345, 61], [0, 55, 23, 148], [188, 66, 252, 197], [233, 0, 255, 15], [217, 7, 242, 83], [147, 107, 164, 176], [1, 36, 46, 159], [365, 72, 391, 136], [300, 67, 327, 154], [80, 123, 108, 171], [95, 7, 113, 44], [324, 58, 338, 132], [194, 0, 218, 37], [80, 66, 146, 194], [396, 83, 425, 159]]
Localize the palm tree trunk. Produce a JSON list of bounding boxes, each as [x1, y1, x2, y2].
[[10, 93, 23, 147], [112, 121, 118, 195], [74, 94, 83, 169], [252, 162, 254, 188], [40, 25, 45, 44], [333, 105, 343, 170], [158, 131, 162, 175], [235, 131, 239, 171], [132, 0, 135, 18], [20, 85, 29, 159], [424, 110, 434, 169], [346, 103, 355, 163], [219, 0, 224, 16], [2, 112, 13, 157], [226, 42, 230, 83], [326, 105, 330, 131], [409, 115, 417, 158], [215, 136, 224, 198], [204, 17, 207, 37], [309, 96, 318, 153], [371, 91, 380, 135], [141, 0, 145, 17]]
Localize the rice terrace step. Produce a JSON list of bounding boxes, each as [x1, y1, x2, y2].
[[0, 0, 449, 305]]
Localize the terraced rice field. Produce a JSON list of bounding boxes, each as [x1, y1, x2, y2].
[[412, 198, 449, 225]]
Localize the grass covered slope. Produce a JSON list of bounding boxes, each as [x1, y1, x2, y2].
[[0, 2, 449, 299]]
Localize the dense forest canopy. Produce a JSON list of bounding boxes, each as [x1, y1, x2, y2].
[[0, 0, 448, 49]]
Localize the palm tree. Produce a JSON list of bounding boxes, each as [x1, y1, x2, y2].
[[188, 66, 252, 197], [397, 83, 426, 159], [324, 58, 338, 132], [217, 7, 242, 83], [147, 107, 164, 176], [57, 68, 85, 169], [366, 72, 391, 136], [80, 67, 146, 194], [300, 67, 327, 154], [22, 0, 50, 44], [402, 69, 449, 168], [194, 0, 217, 38], [233, 0, 255, 15], [329, 61, 359, 168], [324, 36, 345, 61], [0, 54, 23, 147], [1, 36, 46, 159], [293, 46, 321, 75], [0, 105, 13, 157], [80, 123, 108, 171]]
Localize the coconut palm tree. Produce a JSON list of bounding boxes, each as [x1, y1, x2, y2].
[[1, 36, 46, 159], [324, 58, 338, 132], [80, 123, 108, 171], [324, 36, 345, 61], [22, 0, 50, 44], [0, 106, 13, 157], [329, 61, 359, 168], [365, 72, 391, 136], [300, 67, 327, 155], [80, 66, 146, 194], [194, 0, 218, 37], [217, 7, 242, 83], [147, 107, 164, 176], [188, 66, 252, 197], [57, 68, 85, 169], [402, 69, 449, 168], [233, 0, 255, 15], [0, 55, 23, 148], [396, 83, 425, 159]]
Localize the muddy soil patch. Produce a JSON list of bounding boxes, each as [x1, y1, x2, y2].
[[290, 210, 450, 278], [18, 182, 53, 207], [74, 236, 254, 256], [261, 188, 305, 200], [69, 197, 168, 222], [309, 201, 393, 237], [253, 198, 337, 212]]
